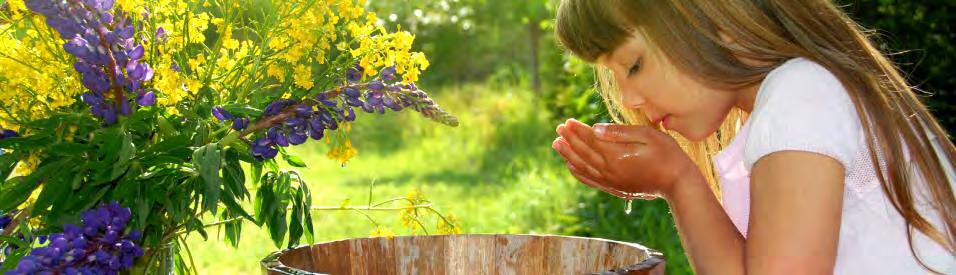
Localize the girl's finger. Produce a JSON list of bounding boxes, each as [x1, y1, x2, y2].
[[553, 137, 603, 179], [566, 162, 629, 198], [593, 123, 656, 144], [591, 138, 646, 160], [558, 120, 607, 169]]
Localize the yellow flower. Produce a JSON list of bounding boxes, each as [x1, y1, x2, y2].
[[0, 13, 81, 125], [400, 207, 418, 234], [326, 139, 357, 166], [293, 65, 314, 90], [6, 0, 27, 15], [437, 214, 462, 235], [211, 18, 226, 27], [267, 64, 286, 80], [223, 39, 240, 50], [185, 78, 203, 94], [369, 226, 395, 239], [64, 125, 78, 143]]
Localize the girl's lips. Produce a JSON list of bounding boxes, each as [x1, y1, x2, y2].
[[661, 115, 671, 129]]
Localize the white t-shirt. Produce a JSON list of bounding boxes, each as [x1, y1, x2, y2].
[[714, 58, 955, 274]]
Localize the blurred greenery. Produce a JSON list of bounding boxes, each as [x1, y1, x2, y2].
[[187, 0, 952, 274]]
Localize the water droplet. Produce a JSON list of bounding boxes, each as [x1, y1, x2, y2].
[[624, 199, 633, 215]]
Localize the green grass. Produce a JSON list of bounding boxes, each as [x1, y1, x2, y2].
[[185, 84, 690, 274]]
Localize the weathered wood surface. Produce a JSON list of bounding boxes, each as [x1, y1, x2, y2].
[[262, 234, 665, 275]]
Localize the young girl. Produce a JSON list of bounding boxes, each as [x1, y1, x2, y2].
[[550, 0, 955, 274]]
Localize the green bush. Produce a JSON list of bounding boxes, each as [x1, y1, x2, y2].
[[842, 0, 955, 134]]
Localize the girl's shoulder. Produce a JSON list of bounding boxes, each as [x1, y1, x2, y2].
[[742, 57, 864, 170]]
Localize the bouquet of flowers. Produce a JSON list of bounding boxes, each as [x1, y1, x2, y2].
[[0, 0, 458, 273]]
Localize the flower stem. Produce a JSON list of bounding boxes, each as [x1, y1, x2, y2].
[[0, 208, 30, 237], [309, 204, 432, 211]]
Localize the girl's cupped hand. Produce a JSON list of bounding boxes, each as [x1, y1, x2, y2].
[[552, 119, 698, 200]]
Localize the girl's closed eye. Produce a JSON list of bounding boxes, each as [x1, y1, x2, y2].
[[627, 57, 643, 76]]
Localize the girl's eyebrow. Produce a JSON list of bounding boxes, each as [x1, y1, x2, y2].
[[613, 47, 635, 68]]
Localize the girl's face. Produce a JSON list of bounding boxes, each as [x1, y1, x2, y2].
[[597, 33, 749, 141]]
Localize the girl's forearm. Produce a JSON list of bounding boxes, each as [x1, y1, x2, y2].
[[663, 171, 746, 275]]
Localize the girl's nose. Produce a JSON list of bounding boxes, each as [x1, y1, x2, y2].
[[621, 89, 646, 110]]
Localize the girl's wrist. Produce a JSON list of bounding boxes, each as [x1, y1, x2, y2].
[[662, 169, 708, 204]]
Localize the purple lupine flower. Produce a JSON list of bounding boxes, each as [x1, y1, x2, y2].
[[345, 96, 364, 107], [293, 104, 313, 116], [382, 96, 402, 111], [343, 87, 361, 98], [288, 130, 307, 145], [251, 138, 279, 161], [231, 117, 250, 131], [155, 27, 167, 41], [346, 63, 363, 82], [136, 91, 156, 106], [264, 99, 294, 116], [367, 81, 385, 92], [212, 106, 232, 121], [6, 202, 143, 275], [267, 127, 290, 147], [365, 92, 383, 108], [380, 66, 397, 81], [0, 129, 18, 139], [343, 107, 356, 122], [0, 211, 11, 230], [243, 65, 457, 161], [26, 0, 154, 126], [386, 84, 403, 92]]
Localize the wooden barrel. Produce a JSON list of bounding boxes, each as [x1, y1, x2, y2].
[[261, 234, 665, 275]]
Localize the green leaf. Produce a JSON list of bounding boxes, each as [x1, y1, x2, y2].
[[31, 169, 73, 217], [0, 133, 53, 151], [222, 149, 248, 199], [192, 122, 210, 147], [110, 131, 135, 180], [282, 154, 307, 168], [143, 134, 192, 158], [268, 208, 287, 248], [47, 143, 91, 157], [0, 235, 29, 248], [220, 188, 255, 222], [224, 217, 242, 247], [91, 127, 123, 158], [65, 183, 110, 213], [254, 173, 276, 227], [186, 218, 208, 240], [192, 143, 222, 214], [0, 158, 68, 211], [300, 180, 315, 244], [0, 237, 29, 271], [221, 151, 255, 223], [220, 104, 264, 118], [287, 192, 303, 248], [252, 162, 263, 186], [135, 195, 151, 229], [0, 154, 18, 182]]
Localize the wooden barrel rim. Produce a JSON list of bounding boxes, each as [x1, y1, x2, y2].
[[261, 234, 665, 275]]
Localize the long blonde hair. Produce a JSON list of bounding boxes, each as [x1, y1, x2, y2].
[[555, 0, 955, 270]]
